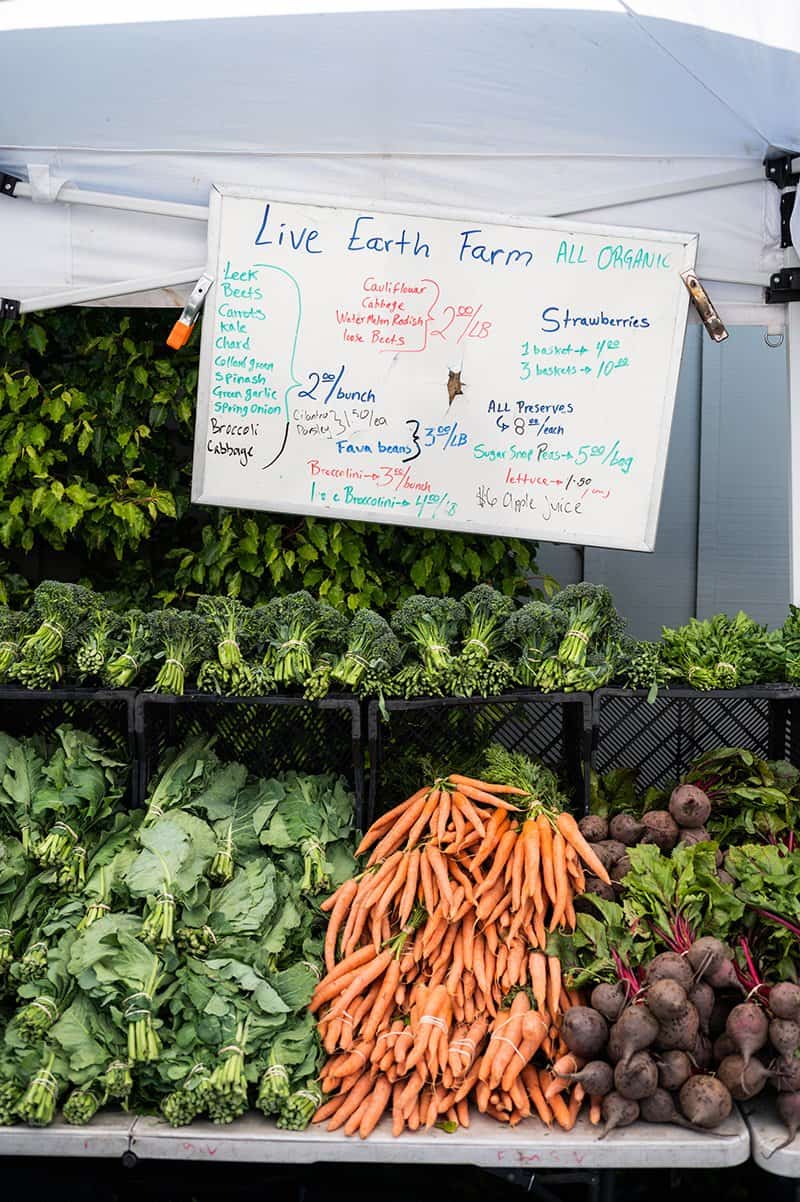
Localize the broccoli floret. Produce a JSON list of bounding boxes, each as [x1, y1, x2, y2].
[[459, 585, 514, 664], [550, 582, 615, 621], [331, 609, 401, 690], [256, 591, 348, 686], [390, 594, 465, 674]]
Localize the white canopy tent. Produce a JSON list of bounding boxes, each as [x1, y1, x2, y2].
[[0, 0, 798, 587]]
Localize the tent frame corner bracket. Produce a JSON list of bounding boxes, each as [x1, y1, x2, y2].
[[0, 173, 20, 198], [766, 269, 800, 305], [765, 153, 800, 191]]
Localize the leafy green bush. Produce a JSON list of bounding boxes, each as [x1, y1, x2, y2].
[[0, 309, 539, 608]]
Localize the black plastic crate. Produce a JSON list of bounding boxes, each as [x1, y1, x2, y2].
[[0, 686, 137, 799], [135, 692, 365, 826], [591, 686, 800, 803], [367, 692, 592, 823]]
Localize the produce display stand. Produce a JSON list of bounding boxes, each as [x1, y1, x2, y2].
[[134, 691, 365, 826], [591, 686, 800, 805], [124, 1111, 750, 1168], [366, 692, 591, 824], [744, 1099, 800, 1178]]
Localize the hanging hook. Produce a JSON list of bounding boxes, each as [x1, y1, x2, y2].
[[764, 331, 784, 348]]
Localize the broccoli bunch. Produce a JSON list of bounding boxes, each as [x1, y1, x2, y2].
[[196, 595, 257, 695], [256, 591, 348, 689], [331, 609, 401, 694], [439, 585, 515, 697], [616, 638, 674, 700], [459, 585, 514, 665], [534, 583, 622, 690], [390, 594, 465, 686], [12, 582, 95, 689], [0, 609, 23, 683], [103, 610, 154, 688], [74, 603, 122, 682], [504, 601, 566, 689], [150, 610, 213, 695]]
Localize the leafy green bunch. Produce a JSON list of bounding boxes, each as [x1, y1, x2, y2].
[[661, 611, 784, 690]]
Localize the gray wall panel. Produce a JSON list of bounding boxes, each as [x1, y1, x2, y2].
[[697, 328, 789, 626]]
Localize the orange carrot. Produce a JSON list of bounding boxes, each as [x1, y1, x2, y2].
[[589, 1095, 603, 1125], [436, 790, 451, 845], [522, 1066, 553, 1126], [326, 1073, 373, 1131], [426, 845, 454, 909], [510, 834, 525, 913], [536, 815, 556, 904], [362, 957, 402, 1042], [391, 1081, 406, 1137], [403, 788, 441, 852], [326, 949, 394, 1021], [419, 848, 438, 914], [359, 1075, 392, 1138], [355, 788, 428, 856], [448, 774, 528, 796], [547, 956, 562, 1023], [548, 831, 570, 931], [556, 811, 612, 885], [474, 829, 518, 899], [449, 800, 466, 849], [398, 1069, 424, 1117], [471, 809, 509, 873], [457, 783, 522, 810], [367, 794, 432, 866], [550, 1089, 575, 1131], [398, 847, 420, 928], [451, 790, 486, 838], [312, 1094, 347, 1124], [323, 877, 359, 973]]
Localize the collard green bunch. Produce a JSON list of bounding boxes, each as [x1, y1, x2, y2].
[[0, 725, 355, 1131]]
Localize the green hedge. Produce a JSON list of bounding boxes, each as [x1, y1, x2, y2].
[[0, 310, 539, 608]]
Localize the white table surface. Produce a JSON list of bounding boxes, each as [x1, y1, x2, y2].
[[0, 1111, 134, 1158], [127, 1110, 750, 1168], [744, 1098, 800, 1177]]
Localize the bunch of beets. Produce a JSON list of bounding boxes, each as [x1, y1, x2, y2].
[[577, 783, 721, 898], [558, 941, 800, 1135]]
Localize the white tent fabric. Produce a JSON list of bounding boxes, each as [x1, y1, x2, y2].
[[0, 1, 797, 321]]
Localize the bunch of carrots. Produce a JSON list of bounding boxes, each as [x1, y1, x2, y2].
[[309, 759, 612, 1138]]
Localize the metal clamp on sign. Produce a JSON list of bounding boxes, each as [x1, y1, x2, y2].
[[681, 271, 728, 342], [167, 272, 214, 350]]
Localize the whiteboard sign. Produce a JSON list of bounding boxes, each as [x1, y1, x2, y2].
[[193, 186, 697, 551]]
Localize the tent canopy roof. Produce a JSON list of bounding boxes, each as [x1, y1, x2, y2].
[[1, 2, 797, 317]]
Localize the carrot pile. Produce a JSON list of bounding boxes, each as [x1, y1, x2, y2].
[[310, 769, 612, 1137]]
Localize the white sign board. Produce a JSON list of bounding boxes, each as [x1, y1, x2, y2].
[[193, 186, 697, 551]]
